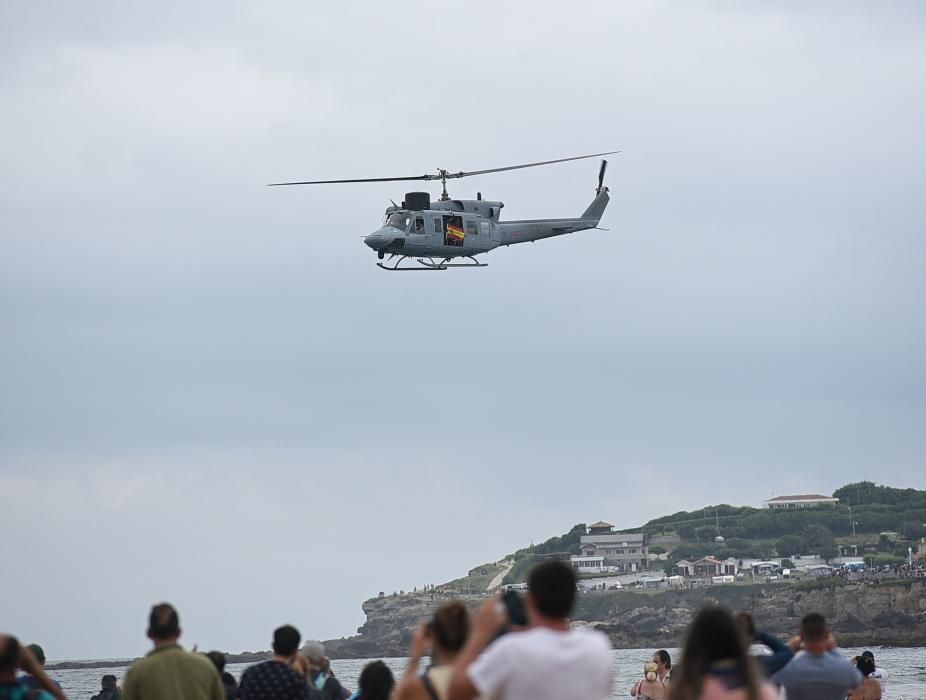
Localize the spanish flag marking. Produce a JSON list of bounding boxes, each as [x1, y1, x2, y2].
[[447, 224, 465, 241]]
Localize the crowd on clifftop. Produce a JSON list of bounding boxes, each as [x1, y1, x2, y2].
[[2, 560, 889, 700]]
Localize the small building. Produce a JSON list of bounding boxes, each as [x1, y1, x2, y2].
[[675, 556, 737, 578], [588, 520, 615, 536], [570, 556, 604, 573], [746, 560, 782, 575], [764, 494, 839, 510]]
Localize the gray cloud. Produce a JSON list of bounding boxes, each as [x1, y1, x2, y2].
[[1, 1, 925, 659]]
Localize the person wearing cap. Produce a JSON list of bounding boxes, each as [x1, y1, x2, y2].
[[16, 643, 62, 693], [0, 635, 65, 700], [303, 641, 349, 700]]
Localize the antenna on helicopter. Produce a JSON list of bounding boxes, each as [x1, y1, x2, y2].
[[267, 150, 620, 201]]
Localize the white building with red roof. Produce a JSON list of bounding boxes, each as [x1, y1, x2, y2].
[[764, 494, 839, 509]]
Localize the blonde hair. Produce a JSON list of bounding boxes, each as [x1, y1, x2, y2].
[[644, 661, 658, 682]]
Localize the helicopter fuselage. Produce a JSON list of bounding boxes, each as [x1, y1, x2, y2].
[[364, 188, 610, 261]]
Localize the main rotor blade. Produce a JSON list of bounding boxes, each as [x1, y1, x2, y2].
[[451, 150, 620, 179], [268, 174, 437, 186]]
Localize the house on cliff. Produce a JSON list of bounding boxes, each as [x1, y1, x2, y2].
[[580, 521, 648, 573], [674, 556, 738, 578]]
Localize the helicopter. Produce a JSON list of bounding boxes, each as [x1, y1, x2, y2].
[[269, 150, 618, 271]]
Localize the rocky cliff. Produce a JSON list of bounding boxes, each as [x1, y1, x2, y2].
[[321, 579, 926, 657]]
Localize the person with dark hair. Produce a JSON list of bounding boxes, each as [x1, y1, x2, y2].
[[205, 652, 237, 700], [653, 650, 672, 684], [859, 651, 888, 684], [123, 603, 224, 700], [16, 644, 62, 694], [847, 655, 881, 700], [91, 674, 123, 700], [356, 661, 394, 700], [770, 613, 862, 700], [394, 601, 473, 700], [239, 625, 317, 700], [734, 612, 794, 677], [667, 607, 777, 700], [448, 559, 613, 700], [0, 635, 66, 700]]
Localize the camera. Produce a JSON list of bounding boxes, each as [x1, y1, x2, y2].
[[500, 588, 528, 627]]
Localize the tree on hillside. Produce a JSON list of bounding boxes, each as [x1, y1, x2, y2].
[[834, 481, 926, 508], [801, 525, 837, 560], [776, 534, 803, 558]]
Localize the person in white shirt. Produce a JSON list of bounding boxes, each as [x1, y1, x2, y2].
[[448, 559, 614, 700]]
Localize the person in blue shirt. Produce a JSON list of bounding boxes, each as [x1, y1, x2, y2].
[[16, 645, 61, 695], [0, 635, 64, 700]]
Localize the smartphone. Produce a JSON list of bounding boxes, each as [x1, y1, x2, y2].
[[501, 589, 528, 627]]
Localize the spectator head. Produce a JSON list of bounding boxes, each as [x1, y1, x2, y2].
[[0, 635, 21, 676], [101, 675, 118, 690], [147, 603, 181, 642], [671, 607, 760, 700], [527, 559, 577, 620], [653, 649, 672, 675], [860, 650, 875, 663], [430, 601, 470, 656], [799, 612, 828, 651], [206, 651, 226, 674], [26, 644, 45, 666], [358, 660, 395, 700], [644, 661, 658, 682], [303, 640, 325, 667], [857, 655, 875, 676], [272, 625, 301, 658]]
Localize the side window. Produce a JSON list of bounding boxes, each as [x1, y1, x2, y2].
[[444, 215, 464, 247], [415, 217, 425, 233], [433, 217, 442, 234], [479, 221, 489, 234], [465, 218, 477, 235]]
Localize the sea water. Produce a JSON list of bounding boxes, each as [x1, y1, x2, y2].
[[49, 646, 926, 699]]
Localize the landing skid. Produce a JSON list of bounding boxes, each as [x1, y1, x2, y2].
[[376, 255, 487, 271]]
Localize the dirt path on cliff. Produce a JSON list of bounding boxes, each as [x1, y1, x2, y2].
[[486, 561, 513, 591]]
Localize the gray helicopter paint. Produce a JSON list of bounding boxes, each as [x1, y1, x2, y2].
[[364, 188, 610, 259]]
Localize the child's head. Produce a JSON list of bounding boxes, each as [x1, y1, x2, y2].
[[644, 661, 658, 682]]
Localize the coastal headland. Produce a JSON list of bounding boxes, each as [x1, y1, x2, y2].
[[316, 578, 926, 658], [46, 481, 926, 668]]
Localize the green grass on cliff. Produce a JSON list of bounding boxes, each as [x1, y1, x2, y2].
[[444, 562, 507, 594]]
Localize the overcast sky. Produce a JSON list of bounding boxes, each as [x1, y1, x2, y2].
[[2, 2, 925, 660]]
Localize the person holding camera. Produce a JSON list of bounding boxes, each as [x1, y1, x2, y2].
[[395, 601, 474, 700], [448, 560, 613, 700]]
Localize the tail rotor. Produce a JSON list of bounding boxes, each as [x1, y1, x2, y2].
[[596, 160, 609, 193]]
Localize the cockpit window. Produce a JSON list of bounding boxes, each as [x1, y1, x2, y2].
[[384, 212, 411, 231]]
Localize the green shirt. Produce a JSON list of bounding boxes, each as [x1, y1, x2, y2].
[[123, 644, 224, 700]]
